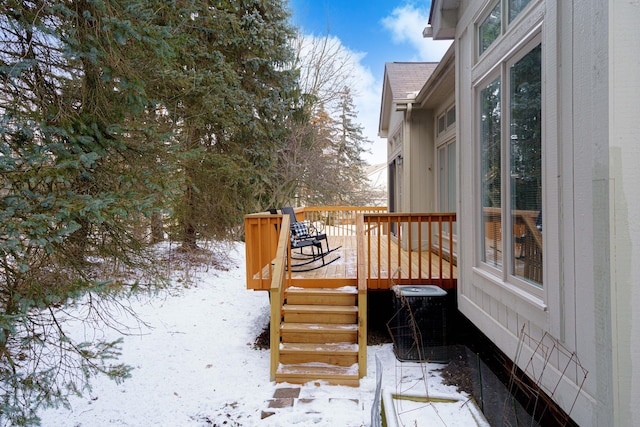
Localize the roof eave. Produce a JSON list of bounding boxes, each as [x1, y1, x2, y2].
[[427, 0, 459, 40], [378, 69, 392, 137]]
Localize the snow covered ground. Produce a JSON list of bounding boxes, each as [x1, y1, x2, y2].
[[38, 242, 481, 426]]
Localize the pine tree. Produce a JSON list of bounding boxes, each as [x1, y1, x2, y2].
[[146, 0, 299, 249], [0, 2, 176, 423], [330, 87, 372, 205]]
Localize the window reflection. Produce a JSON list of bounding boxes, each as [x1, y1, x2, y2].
[[509, 0, 532, 23], [480, 77, 502, 268], [510, 44, 542, 286], [479, 3, 501, 55]]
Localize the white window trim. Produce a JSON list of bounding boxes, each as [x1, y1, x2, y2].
[[475, 0, 542, 63], [504, 36, 544, 297], [436, 103, 457, 139], [472, 2, 552, 307]]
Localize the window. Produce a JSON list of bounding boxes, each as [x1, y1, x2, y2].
[[509, 0, 532, 23], [509, 44, 542, 286], [438, 140, 456, 214], [479, 3, 501, 55], [478, 39, 542, 289], [437, 105, 457, 235], [480, 78, 502, 267], [388, 130, 403, 216], [446, 106, 456, 128], [478, 0, 533, 56], [388, 154, 403, 236], [437, 105, 456, 137], [438, 115, 446, 134]]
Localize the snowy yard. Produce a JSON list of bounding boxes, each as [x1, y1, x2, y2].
[[38, 242, 479, 426]]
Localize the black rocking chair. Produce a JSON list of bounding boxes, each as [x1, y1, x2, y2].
[[279, 206, 341, 272]]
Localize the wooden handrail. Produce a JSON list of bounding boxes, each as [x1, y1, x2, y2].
[[269, 214, 290, 381]]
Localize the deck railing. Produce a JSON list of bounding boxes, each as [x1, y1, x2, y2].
[[244, 206, 387, 291], [362, 212, 457, 290], [244, 208, 457, 292], [245, 211, 282, 291], [300, 206, 388, 236]]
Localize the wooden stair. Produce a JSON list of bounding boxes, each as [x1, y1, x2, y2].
[[275, 286, 360, 386]]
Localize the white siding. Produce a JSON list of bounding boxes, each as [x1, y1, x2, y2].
[[454, 1, 615, 425], [409, 109, 436, 213], [609, 2, 640, 426]]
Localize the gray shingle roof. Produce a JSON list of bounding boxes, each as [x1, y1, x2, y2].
[[385, 62, 438, 99]]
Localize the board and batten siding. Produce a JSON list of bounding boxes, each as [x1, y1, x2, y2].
[[453, 1, 622, 426], [609, 1, 640, 426]]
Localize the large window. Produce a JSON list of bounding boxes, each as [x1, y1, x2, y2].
[[437, 103, 457, 241], [480, 78, 502, 268], [478, 39, 542, 289], [510, 44, 542, 285]]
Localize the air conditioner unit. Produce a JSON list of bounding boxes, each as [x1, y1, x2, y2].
[[390, 285, 449, 363]]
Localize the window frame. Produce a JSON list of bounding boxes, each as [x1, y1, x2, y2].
[[388, 126, 403, 215], [437, 104, 456, 137], [436, 102, 457, 215], [478, 1, 502, 57], [437, 137, 456, 214], [474, 24, 545, 300], [505, 38, 543, 290], [476, 0, 538, 61], [476, 72, 503, 277]]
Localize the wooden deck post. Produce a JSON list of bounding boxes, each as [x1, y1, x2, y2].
[[356, 214, 367, 377], [269, 215, 290, 381]]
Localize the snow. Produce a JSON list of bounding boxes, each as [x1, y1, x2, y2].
[[38, 242, 482, 426]]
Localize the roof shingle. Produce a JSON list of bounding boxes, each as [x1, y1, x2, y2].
[[385, 62, 438, 100]]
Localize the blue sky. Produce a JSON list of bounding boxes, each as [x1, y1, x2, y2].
[[287, 1, 452, 164]]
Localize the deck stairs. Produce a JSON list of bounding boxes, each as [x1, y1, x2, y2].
[[275, 286, 360, 387]]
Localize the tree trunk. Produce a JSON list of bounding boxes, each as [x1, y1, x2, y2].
[[150, 212, 164, 244], [180, 182, 199, 251]]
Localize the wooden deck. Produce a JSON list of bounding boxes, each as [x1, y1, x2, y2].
[[259, 235, 456, 287], [245, 209, 457, 384]]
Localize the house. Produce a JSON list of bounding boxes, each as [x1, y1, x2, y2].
[[245, 57, 458, 387], [379, 53, 455, 219], [376, 1, 640, 425]]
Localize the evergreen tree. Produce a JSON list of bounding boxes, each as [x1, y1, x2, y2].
[[0, 2, 176, 424], [149, 0, 299, 248], [331, 87, 371, 205]]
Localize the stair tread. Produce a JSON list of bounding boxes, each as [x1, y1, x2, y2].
[[281, 322, 358, 331], [286, 287, 357, 295], [283, 304, 357, 312], [280, 342, 359, 353], [277, 286, 361, 387], [277, 363, 359, 377]]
